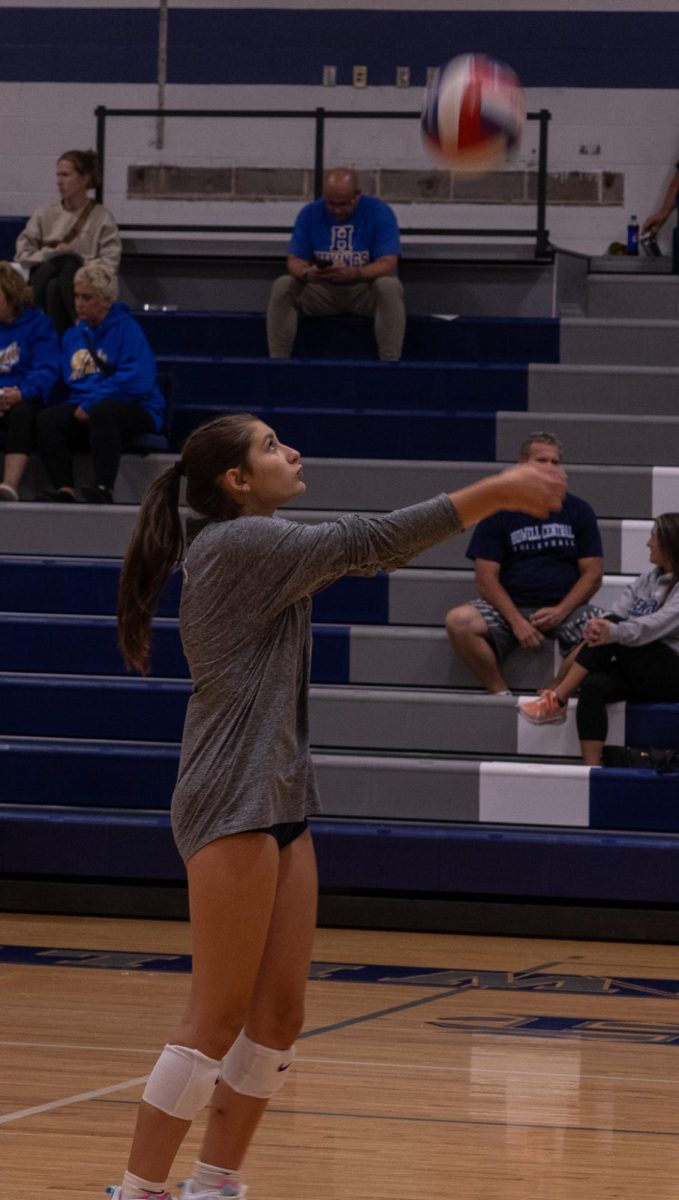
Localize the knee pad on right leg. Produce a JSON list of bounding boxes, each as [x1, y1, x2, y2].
[[142, 1043, 221, 1120], [220, 1029, 296, 1098]]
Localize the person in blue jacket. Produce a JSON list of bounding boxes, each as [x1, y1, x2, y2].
[[266, 167, 405, 361], [0, 261, 59, 501], [36, 264, 165, 503]]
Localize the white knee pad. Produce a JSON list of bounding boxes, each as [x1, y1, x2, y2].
[[220, 1030, 296, 1099], [142, 1043, 221, 1120]]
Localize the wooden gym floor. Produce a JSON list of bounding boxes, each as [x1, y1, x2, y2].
[[2, 911, 679, 1199]]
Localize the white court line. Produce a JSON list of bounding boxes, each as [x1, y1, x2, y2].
[[0, 1039, 156, 1054], [1, 1041, 678, 1090], [0, 1074, 149, 1125]]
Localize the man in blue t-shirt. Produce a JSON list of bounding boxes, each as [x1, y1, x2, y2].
[[266, 166, 405, 361], [445, 432, 604, 694]]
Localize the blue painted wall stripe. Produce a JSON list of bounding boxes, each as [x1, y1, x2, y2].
[[0, 9, 678, 87], [0, 9, 159, 83]]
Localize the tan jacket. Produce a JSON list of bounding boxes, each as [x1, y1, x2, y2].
[[15, 200, 121, 274]]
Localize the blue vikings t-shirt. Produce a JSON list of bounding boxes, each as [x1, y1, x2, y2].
[[288, 194, 401, 271], [466, 493, 603, 607]]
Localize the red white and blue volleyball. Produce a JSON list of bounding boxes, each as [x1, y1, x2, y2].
[[421, 53, 525, 172]]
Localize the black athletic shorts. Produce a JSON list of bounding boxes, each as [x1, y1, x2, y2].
[[255, 820, 309, 849]]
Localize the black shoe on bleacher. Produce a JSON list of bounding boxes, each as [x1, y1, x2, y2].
[[37, 488, 77, 503], [81, 485, 114, 505]]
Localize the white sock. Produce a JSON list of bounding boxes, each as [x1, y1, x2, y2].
[[190, 1160, 239, 1192], [120, 1169, 168, 1199]]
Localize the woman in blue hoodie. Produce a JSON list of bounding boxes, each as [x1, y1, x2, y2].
[[0, 262, 60, 500], [36, 264, 165, 503]]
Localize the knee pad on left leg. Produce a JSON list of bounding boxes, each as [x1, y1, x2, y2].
[[220, 1030, 296, 1098], [142, 1043, 221, 1120]]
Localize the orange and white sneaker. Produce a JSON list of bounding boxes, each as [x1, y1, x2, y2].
[[518, 690, 567, 725]]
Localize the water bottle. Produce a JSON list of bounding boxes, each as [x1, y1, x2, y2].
[[627, 214, 639, 256]]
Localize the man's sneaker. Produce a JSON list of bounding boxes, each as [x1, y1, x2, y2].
[[82, 484, 115, 504], [105, 1189, 175, 1200], [177, 1182, 247, 1200], [518, 690, 567, 725]]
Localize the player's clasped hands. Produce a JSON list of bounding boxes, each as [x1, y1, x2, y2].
[[530, 604, 565, 631], [511, 614, 545, 649]]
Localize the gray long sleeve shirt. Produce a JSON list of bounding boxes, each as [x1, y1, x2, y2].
[[607, 567, 679, 653], [171, 495, 463, 861]]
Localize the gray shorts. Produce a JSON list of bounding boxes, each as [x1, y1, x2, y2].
[[471, 599, 604, 660]]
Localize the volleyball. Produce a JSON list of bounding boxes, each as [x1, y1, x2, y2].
[[421, 53, 525, 172]]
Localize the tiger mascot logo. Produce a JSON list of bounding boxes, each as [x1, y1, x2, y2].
[[70, 346, 107, 381], [0, 342, 20, 374]]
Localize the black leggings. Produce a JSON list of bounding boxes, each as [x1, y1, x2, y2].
[[0, 399, 42, 454], [30, 254, 82, 336], [36, 399, 155, 490], [575, 639, 679, 741]]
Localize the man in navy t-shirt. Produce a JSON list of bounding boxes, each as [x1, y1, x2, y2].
[[266, 167, 405, 360], [445, 432, 604, 694]]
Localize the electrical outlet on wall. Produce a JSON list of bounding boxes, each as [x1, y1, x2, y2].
[[322, 65, 337, 86], [396, 66, 410, 87], [352, 65, 368, 87]]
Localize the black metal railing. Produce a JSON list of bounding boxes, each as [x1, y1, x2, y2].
[[95, 104, 551, 258]]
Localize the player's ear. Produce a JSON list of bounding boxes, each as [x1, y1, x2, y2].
[[221, 467, 250, 497]]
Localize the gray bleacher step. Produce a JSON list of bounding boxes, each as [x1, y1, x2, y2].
[[315, 748, 607, 823], [313, 751, 480, 820], [560, 317, 679, 366], [0, 502, 140, 557], [497, 410, 679, 467], [388, 569, 629, 625], [0, 732, 579, 825], [586, 274, 679, 320], [0, 500, 652, 576], [6, 453, 671, 523], [286, 460, 665, 520], [350, 626, 558, 689], [9, 452, 174, 508], [309, 687, 547, 756], [24, 452, 656, 521], [310, 685, 626, 763], [528, 362, 679, 414], [0, 610, 558, 690]]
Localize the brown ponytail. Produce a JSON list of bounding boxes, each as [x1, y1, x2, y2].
[[117, 412, 258, 674], [117, 466, 184, 674]]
